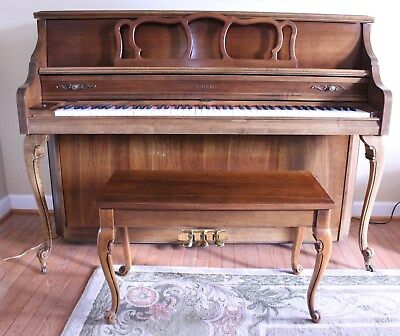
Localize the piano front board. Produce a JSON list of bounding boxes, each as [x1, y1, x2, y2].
[[49, 133, 357, 243]]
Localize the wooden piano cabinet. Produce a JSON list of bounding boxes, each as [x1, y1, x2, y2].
[[48, 134, 357, 243], [20, 11, 390, 273]]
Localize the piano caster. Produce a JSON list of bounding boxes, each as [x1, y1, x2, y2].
[[310, 310, 321, 324], [292, 264, 303, 275], [362, 247, 375, 272], [104, 311, 117, 324], [37, 246, 49, 274]]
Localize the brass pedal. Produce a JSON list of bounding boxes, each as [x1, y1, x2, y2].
[[178, 229, 228, 247]]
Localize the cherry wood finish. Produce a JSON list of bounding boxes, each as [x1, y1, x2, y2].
[[96, 170, 334, 323], [56, 135, 349, 243], [96, 170, 333, 210], [16, 11, 391, 273]]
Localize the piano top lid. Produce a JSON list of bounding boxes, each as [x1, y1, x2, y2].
[[33, 10, 374, 23]]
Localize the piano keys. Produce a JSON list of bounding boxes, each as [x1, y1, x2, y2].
[[54, 103, 372, 119], [18, 11, 391, 273]]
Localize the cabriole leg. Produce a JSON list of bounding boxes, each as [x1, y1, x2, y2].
[[307, 210, 332, 323], [291, 227, 305, 275], [359, 135, 385, 272], [116, 227, 132, 276], [24, 134, 54, 274], [98, 209, 119, 324]]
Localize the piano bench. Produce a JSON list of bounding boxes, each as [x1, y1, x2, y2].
[[95, 169, 334, 324]]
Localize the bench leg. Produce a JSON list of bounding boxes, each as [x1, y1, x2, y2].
[[307, 210, 332, 323], [117, 227, 132, 276], [291, 227, 305, 275], [98, 226, 119, 324]]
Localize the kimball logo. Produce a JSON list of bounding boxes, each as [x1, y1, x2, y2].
[[198, 83, 217, 90]]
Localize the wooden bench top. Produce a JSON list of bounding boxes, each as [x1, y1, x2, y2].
[[95, 170, 334, 211]]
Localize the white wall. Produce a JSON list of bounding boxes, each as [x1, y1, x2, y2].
[[0, 138, 7, 199], [0, 0, 398, 214]]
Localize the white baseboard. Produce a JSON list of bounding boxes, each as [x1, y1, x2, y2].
[[8, 194, 54, 211], [352, 201, 398, 217], [1, 194, 398, 218], [0, 195, 11, 219]]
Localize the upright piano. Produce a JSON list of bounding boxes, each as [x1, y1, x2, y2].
[[17, 11, 391, 274]]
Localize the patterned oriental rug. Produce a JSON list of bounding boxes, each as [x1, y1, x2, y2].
[[62, 266, 400, 336]]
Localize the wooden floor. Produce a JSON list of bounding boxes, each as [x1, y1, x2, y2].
[[0, 213, 399, 335]]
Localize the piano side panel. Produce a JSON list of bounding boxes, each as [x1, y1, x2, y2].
[[52, 134, 352, 243], [46, 18, 363, 69]]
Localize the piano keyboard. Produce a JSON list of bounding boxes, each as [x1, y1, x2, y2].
[[54, 104, 372, 119]]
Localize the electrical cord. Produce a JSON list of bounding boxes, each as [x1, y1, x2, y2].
[[0, 243, 43, 265], [354, 201, 400, 225]]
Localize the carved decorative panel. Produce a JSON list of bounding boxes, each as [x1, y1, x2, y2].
[[114, 13, 298, 68]]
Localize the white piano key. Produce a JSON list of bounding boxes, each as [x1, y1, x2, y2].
[[54, 104, 373, 119]]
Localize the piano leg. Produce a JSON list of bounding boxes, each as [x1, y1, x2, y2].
[[24, 134, 55, 274], [307, 210, 332, 323], [98, 210, 119, 324], [291, 227, 305, 275], [359, 135, 385, 272], [116, 227, 132, 276]]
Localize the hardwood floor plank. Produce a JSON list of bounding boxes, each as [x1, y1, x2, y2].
[[0, 217, 42, 300], [4, 241, 82, 335], [209, 246, 222, 268], [1, 213, 399, 335], [182, 243, 197, 267], [31, 245, 96, 336], [221, 244, 235, 268], [170, 244, 186, 267]]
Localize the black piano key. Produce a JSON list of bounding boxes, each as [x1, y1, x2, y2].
[[349, 107, 357, 111], [343, 107, 350, 111], [187, 105, 193, 109], [215, 106, 221, 110], [239, 105, 245, 110], [198, 106, 203, 109], [278, 106, 285, 110], [205, 106, 211, 110], [256, 105, 262, 110], [245, 105, 251, 110], [139, 105, 146, 109], [222, 106, 227, 110], [325, 106, 332, 111], [302, 106, 310, 110], [146, 105, 152, 109], [157, 105, 163, 109], [63, 105, 73, 109], [285, 106, 292, 110], [309, 106, 316, 110]]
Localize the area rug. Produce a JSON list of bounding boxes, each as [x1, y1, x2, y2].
[[62, 266, 400, 336]]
